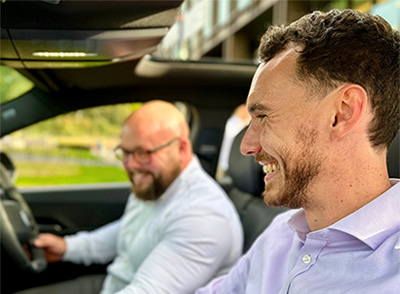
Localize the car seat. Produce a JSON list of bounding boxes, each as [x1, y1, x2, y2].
[[387, 130, 399, 178], [224, 127, 287, 253], [174, 101, 201, 145]]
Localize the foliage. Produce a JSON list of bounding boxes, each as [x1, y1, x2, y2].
[[0, 66, 34, 104], [17, 103, 141, 137]]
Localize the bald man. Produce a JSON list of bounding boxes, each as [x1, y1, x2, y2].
[[27, 101, 243, 294]]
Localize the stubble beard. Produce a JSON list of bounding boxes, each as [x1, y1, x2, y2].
[[261, 126, 323, 209]]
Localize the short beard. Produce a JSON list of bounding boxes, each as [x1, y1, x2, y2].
[[131, 164, 181, 201], [261, 126, 323, 209]]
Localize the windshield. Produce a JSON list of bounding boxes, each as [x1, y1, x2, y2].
[[0, 66, 34, 104]]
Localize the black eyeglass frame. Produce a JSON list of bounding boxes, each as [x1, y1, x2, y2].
[[113, 137, 179, 164]]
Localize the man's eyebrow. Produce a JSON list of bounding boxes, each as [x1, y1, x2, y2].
[[247, 102, 271, 114]]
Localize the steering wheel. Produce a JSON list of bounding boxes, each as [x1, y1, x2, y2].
[[0, 156, 47, 273]]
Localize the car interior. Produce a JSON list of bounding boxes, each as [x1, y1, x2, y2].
[[0, 1, 399, 293]]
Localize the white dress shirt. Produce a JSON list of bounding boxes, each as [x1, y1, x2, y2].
[[63, 156, 243, 294]]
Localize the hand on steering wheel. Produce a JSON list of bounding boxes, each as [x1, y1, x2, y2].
[[0, 158, 47, 273]]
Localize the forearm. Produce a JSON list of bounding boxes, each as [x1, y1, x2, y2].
[[63, 219, 120, 265]]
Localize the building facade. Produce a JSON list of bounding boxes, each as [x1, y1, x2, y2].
[[157, 0, 399, 62]]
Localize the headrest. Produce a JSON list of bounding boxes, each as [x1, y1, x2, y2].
[[227, 127, 265, 196], [387, 131, 399, 178], [174, 101, 200, 144]]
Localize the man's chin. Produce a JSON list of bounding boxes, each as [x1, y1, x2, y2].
[[131, 183, 159, 201], [262, 190, 282, 208], [262, 181, 281, 207], [263, 188, 305, 209], [262, 182, 302, 209]]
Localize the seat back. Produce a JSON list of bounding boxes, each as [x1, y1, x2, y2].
[[174, 101, 201, 144], [225, 127, 287, 253], [387, 131, 399, 178]]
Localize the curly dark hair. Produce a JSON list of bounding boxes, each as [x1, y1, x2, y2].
[[258, 9, 400, 149]]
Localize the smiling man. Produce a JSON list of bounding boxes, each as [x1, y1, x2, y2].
[[27, 100, 243, 294], [197, 9, 400, 294]]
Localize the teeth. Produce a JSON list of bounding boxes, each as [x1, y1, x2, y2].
[[134, 173, 146, 179], [263, 164, 278, 174]]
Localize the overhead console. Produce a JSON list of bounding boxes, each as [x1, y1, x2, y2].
[[0, 0, 183, 68]]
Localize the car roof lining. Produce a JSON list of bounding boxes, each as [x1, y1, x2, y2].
[[1, 1, 183, 69], [1, 1, 183, 30]]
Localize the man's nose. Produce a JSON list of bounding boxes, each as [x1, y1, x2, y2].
[[123, 154, 143, 169], [240, 125, 262, 156]]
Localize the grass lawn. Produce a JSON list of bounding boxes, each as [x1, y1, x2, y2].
[[15, 161, 129, 187]]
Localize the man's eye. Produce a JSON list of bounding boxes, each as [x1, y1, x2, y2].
[[257, 115, 266, 121], [136, 149, 148, 158], [122, 150, 131, 157]]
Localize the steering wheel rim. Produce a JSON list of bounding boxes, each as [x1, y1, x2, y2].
[[0, 161, 47, 273]]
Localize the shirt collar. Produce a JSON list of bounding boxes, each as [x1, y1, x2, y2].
[[330, 179, 400, 249], [288, 209, 309, 242], [288, 179, 400, 249], [157, 155, 199, 202]]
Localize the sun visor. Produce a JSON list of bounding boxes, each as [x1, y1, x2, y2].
[[3, 28, 168, 69]]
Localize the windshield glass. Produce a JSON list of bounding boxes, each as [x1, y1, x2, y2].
[[0, 66, 34, 103]]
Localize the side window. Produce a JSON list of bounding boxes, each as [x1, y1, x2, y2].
[[1, 101, 197, 188], [1, 103, 141, 187]]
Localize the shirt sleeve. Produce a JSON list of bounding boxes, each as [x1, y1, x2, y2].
[[114, 209, 235, 294], [194, 253, 252, 294], [63, 219, 121, 266]]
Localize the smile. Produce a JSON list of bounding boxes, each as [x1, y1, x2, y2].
[[132, 172, 150, 183], [262, 163, 278, 174]]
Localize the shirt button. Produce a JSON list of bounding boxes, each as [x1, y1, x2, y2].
[[302, 254, 312, 264]]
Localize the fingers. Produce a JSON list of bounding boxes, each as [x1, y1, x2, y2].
[[33, 233, 67, 263], [33, 233, 55, 248], [33, 233, 66, 252]]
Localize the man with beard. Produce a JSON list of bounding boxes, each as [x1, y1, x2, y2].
[[29, 100, 243, 294], [197, 9, 399, 294]]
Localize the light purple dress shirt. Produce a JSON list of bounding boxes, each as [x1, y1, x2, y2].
[[196, 179, 400, 294]]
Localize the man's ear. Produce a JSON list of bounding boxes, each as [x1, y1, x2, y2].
[[178, 137, 193, 169], [179, 138, 186, 152], [178, 137, 192, 156], [330, 84, 368, 141]]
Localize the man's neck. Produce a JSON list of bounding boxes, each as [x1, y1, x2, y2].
[[304, 159, 391, 231]]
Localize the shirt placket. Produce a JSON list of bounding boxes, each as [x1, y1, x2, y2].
[[281, 237, 327, 294]]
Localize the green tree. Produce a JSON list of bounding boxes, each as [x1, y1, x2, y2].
[[19, 103, 141, 137]]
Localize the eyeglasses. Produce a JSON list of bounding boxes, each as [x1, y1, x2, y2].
[[113, 137, 179, 164]]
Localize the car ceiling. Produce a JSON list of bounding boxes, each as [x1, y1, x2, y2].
[[1, 0, 183, 69], [0, 0, 257, 137]]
